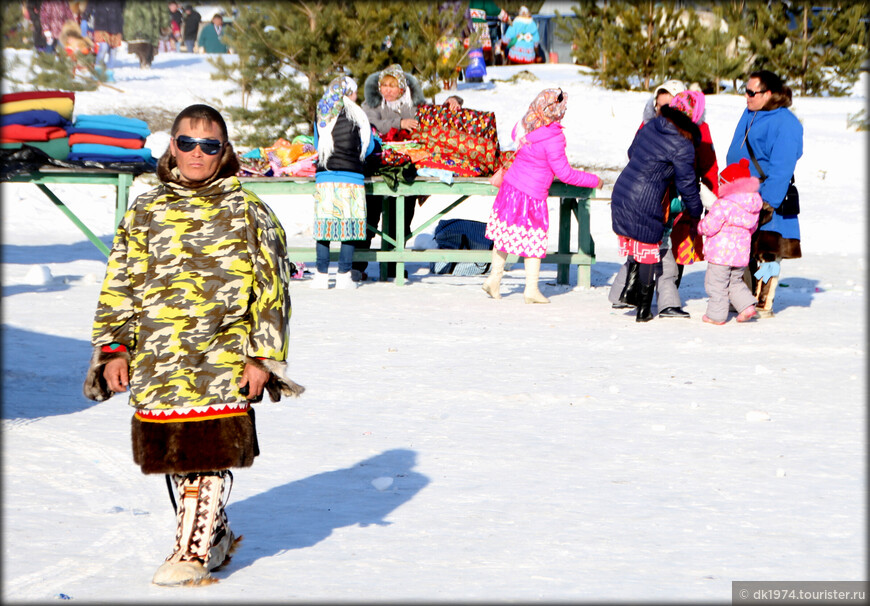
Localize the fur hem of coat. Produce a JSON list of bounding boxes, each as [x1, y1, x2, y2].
[[245, 356, 305, 402], [753, 230, 802, 260], [83, 347, 131, 402], [131, 409, 259, 474]]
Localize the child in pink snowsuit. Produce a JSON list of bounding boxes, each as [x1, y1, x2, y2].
[[697, 158, 763, 324], [483, 88, 602, 303]]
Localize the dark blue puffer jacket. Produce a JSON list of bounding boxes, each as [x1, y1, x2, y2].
[[611, 105, 703, 245]]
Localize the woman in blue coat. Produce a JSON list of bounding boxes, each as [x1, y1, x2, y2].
[[610, 92, 705, 322], [726, 70, 803, 318]]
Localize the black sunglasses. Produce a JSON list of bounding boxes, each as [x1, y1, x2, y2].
[[175, 135, 224, 155], [744, 87, 767, 98]]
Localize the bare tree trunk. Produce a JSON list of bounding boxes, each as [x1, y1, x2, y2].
[[801, 5, 809, 96]]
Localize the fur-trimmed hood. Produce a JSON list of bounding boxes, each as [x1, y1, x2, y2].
[[363, 70, 426, 109], [719, 175, 760, 199], [660, 104, 701, 147]]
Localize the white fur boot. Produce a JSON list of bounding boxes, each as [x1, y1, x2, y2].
[[309, 270, 330, 289], [152, 471, 237, 586], [334, 271, 357, 289]]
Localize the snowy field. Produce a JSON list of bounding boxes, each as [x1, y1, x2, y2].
[[1, 45, 866, 602]]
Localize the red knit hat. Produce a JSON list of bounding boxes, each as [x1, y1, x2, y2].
[[719, 158, 751, 184]]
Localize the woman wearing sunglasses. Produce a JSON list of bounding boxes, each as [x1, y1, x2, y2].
[[483, 88, 603, 303], [83, 104, 304, 586], [726, 70, 803, 318]]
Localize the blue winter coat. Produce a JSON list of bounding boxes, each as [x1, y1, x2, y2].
[[611, 105, 703, 245], [726, 107, 803, 240]]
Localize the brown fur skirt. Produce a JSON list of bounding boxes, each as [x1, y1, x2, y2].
[[753, 230, 801, 261], [131, 409, 259, 474]]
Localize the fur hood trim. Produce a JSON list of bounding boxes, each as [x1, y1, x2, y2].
[[719, 176, 760, 198], [363, 70, 426, 109], [660, 104, 701, 146]]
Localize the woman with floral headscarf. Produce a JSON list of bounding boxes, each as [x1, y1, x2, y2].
[[483, 88, 603, 303], [610, 89, 705, 322], [311, 75, 378, 289]]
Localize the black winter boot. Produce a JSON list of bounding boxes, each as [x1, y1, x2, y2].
[[635, 263, 656, 323], [618, 260, 641, 307], [635, 283, 655, 322]]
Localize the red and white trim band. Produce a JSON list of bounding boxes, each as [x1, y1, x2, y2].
[[134, 401, 251, 423]]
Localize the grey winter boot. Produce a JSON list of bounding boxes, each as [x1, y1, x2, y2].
[[152, 471, 237, 586]]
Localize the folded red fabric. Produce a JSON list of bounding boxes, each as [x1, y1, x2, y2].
[[68, 133, 145, 149], [1, 91, 76, 104], [0, 124, 67, 142]]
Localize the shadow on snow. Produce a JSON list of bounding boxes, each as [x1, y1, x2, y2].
[[221, 448, 430, 576]]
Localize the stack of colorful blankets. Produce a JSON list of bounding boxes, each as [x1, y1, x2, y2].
[[67, 114, 156, 167], [0, 91, 74, 160]]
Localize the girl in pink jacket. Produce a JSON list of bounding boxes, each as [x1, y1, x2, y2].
[[697, 158, 763, 324], [483, 88, 602, 303]]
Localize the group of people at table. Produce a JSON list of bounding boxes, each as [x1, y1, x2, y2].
[[81, 64, 801, 586]]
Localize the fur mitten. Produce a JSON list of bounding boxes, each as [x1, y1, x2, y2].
[[700, 183, 717, 210], [245, 356, 305, 402], [82, 347, 131, 401]]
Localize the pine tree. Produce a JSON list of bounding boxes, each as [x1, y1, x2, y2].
[[388, 2, 470, 100], [788, 1, 869, 96], [212, 1, 477, 147], [742, 0, 868, 96], [554, 1, 607, 73], [123, 0, 165, 46], [678, 3, 751, 93], [598, 0, 690, 91], [3, 2, 32, 49], [26, 50, 100, 92]]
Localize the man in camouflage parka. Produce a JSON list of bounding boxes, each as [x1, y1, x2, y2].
[[83, 104, 303, 586]]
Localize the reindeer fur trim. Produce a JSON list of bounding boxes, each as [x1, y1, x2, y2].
[[245, 356, 306, 401], [83, 347, 131, 402], [131, 409, 259, 474]]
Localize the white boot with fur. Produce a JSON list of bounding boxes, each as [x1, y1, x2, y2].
[[309, 270, 330, 289], [152, 471, 238, 586]]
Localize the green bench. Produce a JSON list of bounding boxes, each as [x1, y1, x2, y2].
[[240, 177, 596, 288]]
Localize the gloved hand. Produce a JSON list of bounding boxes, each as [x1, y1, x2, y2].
[[699, 183, 717, 210], [754, 261, 781, 283]]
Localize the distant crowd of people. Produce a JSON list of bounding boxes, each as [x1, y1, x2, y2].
[[21, 1, 231, 76]]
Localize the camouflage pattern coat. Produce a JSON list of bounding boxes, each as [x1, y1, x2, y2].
[[87, 174, 293, 410], [82, 172, 305, 474]]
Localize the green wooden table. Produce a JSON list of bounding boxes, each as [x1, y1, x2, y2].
[[5, 168, 133, 258], [240, 176, 596, 287]]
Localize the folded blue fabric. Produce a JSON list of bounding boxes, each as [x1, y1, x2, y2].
[[1, 109, 71, 127], [74, 114, 151, 138], [70, 143, 155, 161], [65, 126, 145, 140], [68, 153, 157, 166]]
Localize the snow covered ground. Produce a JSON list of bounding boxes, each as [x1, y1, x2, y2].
[[2, 46, 866, 602]]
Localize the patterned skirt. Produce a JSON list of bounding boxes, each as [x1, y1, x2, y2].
[[313, 181, 366, 241], [617, 235, 661, 264], [485, 181, 548, 258]]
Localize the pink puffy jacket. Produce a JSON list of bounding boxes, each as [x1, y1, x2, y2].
[[697, 176, 763, 267], [502, 122, 599, 199]]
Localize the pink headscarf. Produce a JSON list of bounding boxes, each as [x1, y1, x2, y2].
[[669, 90, 706, 125], [520, 88, 568, 134]]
